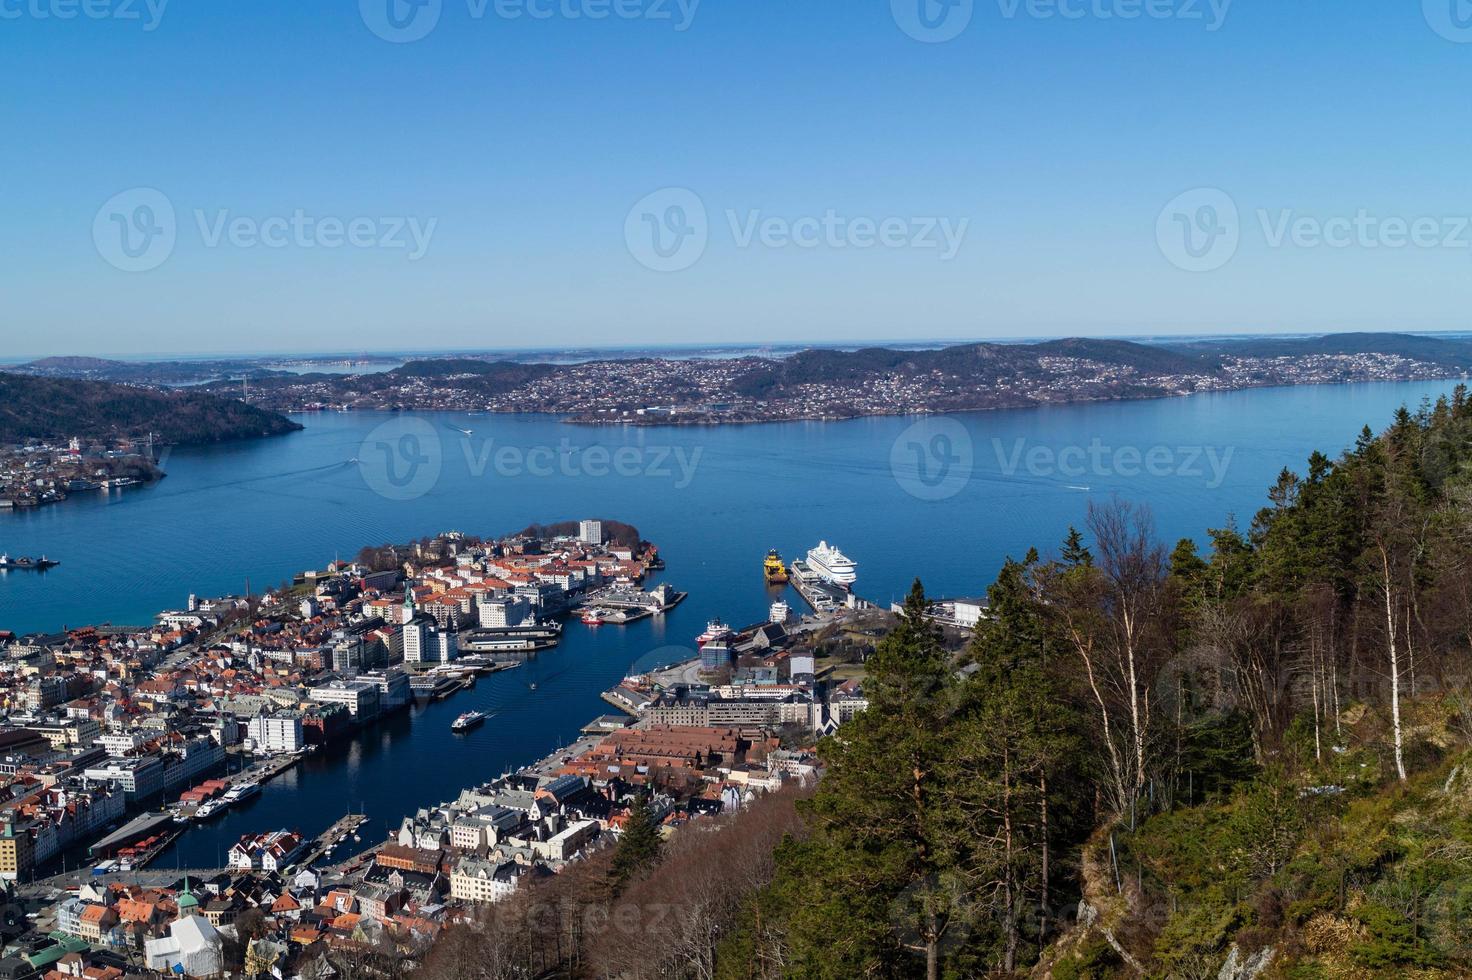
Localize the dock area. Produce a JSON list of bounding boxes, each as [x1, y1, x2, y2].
[[575, 584, 686, 614], [292, 813, 369, 870]]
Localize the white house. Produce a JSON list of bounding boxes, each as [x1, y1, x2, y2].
[[144, 914, 222, 977]]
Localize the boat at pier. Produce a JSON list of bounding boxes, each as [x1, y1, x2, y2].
[[763, 549, 789, 584], [581, 607, 607, 625], [696, 618, 732, 647], [222, 781, 261, 806], [806, 541, 857, 587]]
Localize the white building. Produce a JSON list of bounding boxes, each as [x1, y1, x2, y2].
[[478, 596, 531, 629], [952, 598, 987, 629], [144, 913, 222, 978], [246, 713, 304, 754], [450, 857, 525, 904], [360, 668, 412, 711], [229, 830, 306, 871], [309, 681, 380, 720], [579, 519, 602, 545]]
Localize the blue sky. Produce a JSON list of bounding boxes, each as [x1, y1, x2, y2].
[[4, 0, 1471, 357]]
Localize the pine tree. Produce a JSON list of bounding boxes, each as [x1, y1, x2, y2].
[[609, 794, 662, 894], [777, 580, 959, 980], [1061, 526, 1094, 567]]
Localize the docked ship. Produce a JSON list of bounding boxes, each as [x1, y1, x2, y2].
[[221, 781, 261, 807], [806, 541, 857, 588], [763, 549, 790, 584], [581, 607, 607, 626], [475, 620, 562, 641], [695, 618, 732, 647], [0, 554, 60, 570], [452, 710, 487, 732]]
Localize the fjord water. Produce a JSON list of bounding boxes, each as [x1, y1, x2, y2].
[[0, 380, 1459, 868]]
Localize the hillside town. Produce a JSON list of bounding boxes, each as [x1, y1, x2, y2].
[[0, 437, 161, 512], [0, 520, 882, 977], [193, 345, 1471, 425]]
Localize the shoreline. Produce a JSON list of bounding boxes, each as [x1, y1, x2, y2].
[[263, 371, 1472, 428]]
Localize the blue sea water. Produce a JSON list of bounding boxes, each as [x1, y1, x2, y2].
[[0, 380, 1457, 868]]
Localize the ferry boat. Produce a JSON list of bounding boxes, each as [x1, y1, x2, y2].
[[695, 618, 732, 647], [194, 799, 223, 820], [806, 541, 857, 588], [763, 549, 790, 584], [452, 710, 487, 732], [581, 607, 607, 626]]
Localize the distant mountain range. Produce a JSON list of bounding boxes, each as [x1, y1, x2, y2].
[[0, 373, 303, 445], [8, 333, 1472, 427]]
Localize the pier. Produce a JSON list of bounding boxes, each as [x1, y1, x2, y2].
[[291, 813, 369, 870]]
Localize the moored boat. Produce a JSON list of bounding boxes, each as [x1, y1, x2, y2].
[[696, 618, 732, 647], [806, 541, 857, 587]]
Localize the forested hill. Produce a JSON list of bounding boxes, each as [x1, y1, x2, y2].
[[416, 387, 1472, 980], [0, 372, 303, 444]]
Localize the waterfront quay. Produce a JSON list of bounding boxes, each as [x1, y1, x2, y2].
[[0, 524, 660, 861]]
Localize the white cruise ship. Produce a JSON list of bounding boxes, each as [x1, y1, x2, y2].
[[806, 541, 857, 587]]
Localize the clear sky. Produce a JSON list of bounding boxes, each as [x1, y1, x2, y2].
[[4, 0, 1471, 357]]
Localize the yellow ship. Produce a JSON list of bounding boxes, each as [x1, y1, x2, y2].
[[763, 549, 790, 584]]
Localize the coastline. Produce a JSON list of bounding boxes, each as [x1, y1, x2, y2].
[[269, 371, 1472, 427]]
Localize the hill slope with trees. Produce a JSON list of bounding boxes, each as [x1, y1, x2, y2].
[[0, 372, 303, 444]]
